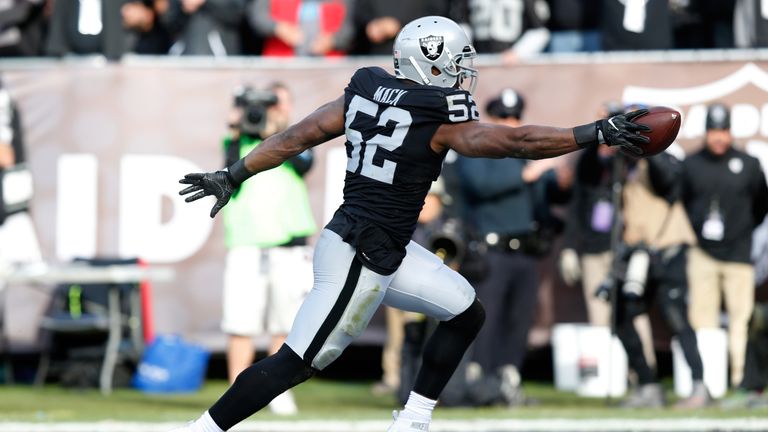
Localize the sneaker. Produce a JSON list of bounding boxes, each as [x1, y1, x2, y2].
[[269, 390, 298, 415], [720, 390, 764, 410], [749, 393, 768, 409], [674, 380, 712, 409], [498, 365, 534, 407], [386, 410, 430, 432], [620, 383, 666, 408]]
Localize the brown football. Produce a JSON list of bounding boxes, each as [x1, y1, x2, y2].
[[622, 106, 682, 158]]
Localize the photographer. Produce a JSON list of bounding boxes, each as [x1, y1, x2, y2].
[[220, 82, 316, 415], [559, 102, 656, 370], [613, 149, 709, 408]]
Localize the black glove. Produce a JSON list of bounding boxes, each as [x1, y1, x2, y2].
[[179, 170, 236, 218], [597, 109, 652, 155], [573, 109, 651, 155]]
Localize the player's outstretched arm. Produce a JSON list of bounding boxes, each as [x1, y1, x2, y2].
[[238, 95, 345, 176], [432, 109, 651, 160], [179, 96, 345, 218]]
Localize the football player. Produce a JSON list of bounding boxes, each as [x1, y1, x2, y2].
[[175, 16, 650, 432]]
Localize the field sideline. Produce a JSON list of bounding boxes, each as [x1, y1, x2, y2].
[[2, 419, 768, 432], [1, 380, 766, 431]]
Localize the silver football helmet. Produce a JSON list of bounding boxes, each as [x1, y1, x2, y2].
[[393, 16, 478, 93]]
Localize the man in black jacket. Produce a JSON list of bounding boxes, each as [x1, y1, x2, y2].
[[683, 103, 768, 388], [456, 89, 557, 406]]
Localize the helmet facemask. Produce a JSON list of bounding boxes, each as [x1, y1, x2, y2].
[[443, 46, 478, 93]]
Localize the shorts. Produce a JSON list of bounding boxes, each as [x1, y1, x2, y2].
[[222, 245, 313, 336], [287, 229, 476, 370]]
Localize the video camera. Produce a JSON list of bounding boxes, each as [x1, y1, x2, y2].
[[233, 86, 278, 138], [594, 243, 652, 302], [428, 218, 466, 267]]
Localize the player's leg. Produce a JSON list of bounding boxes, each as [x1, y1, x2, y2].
[[721, 261, 756, 387], [656, 247, 709, 407], [614, 292, 662, 408], [178, 230, 392, 432], [383, 241, 484, 430]]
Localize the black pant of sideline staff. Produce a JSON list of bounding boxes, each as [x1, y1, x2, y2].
[[471, 246, 538, 405], [615, 245, 708, 408], [719, 303, 768, 409]]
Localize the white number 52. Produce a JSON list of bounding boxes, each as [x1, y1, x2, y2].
[[447, 94, 480, 122]]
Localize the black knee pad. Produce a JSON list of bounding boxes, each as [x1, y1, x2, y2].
[[446, 298, 486, 335]]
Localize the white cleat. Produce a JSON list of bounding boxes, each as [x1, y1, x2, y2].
[[269, 389, 299, 415], [166, 423, 192, 432], [386, 410, 430, 432]]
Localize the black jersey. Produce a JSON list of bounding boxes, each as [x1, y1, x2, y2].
[[326, 66, 479, 274]]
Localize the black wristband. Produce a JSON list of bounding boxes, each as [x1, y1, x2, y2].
[[227, 158, 253, 186], [573, 122, 598, 147]]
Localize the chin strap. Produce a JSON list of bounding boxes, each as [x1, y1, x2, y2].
[[409, 56, 431, 85]]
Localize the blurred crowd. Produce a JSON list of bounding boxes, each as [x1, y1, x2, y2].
[[372, 93, 768, 410], [0, 0, 765, 59]]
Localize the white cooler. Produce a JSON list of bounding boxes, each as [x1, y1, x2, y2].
[[553, 323, 628, 397]]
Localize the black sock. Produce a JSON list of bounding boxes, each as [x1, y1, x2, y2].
[[208, 344, 315, 430], [413, 298, 485, 399]]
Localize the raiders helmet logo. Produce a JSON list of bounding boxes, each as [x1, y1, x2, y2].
[[419, 35, 444, 60]]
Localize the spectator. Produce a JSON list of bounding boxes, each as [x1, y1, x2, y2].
[[682, 103, 768, 387], [350, 0, 435, 55], [0, 0, 46, 56], [671, 0, 735, 49], [121, 1, 172, 54], [616, 150, 710, 408], [559, 102, 657, 369], [220, 82, 316, 415], [601, 0, 673, 51], [46, 0, 171, 59], [465, 0, 551, 63], [734, 0, 768, 48], [0, 78, 41, 285], [545, 0, 601, 52], [248, 0, 353, 57], [456, 89, 544, 406], [162, 0, 245, 56]]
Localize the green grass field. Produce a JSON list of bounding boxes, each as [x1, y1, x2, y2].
[[0, 380, 764, 423]]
